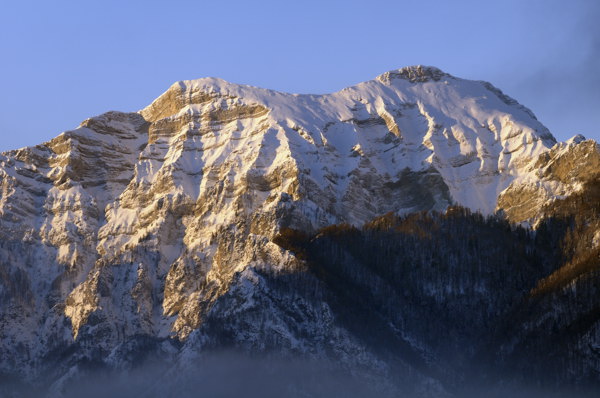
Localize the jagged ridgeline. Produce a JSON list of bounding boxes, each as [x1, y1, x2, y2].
[[0, 66, 599, 397]]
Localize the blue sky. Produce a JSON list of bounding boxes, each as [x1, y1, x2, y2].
[[1, 0, 598, 151]]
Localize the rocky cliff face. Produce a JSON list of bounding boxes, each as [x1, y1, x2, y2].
[[498, 135, 600, 223], [0, 66, 597, 397]]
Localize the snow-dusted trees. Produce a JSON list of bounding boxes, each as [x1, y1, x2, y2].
[[270, 180, 600, 393]]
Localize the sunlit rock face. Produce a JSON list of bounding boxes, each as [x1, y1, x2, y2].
[[1, 65, 596, 396], [498, 137, 600, 223]]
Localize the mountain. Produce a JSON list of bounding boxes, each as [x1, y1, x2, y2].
[[0, 66, 598, 397]]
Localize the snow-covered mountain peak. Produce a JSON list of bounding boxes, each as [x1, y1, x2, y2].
[[113, 66, 560, 219], [2, 67, 599, 394], [0, 68, 569, 338]]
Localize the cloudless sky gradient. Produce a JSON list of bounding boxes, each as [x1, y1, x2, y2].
[[0, 0, 598, 151]]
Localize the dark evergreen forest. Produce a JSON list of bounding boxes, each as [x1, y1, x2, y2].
[[269, 178, 600, 396]]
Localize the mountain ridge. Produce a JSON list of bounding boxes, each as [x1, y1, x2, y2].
[[0, 66, 598, 397]]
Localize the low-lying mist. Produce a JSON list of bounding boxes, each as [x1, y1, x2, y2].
[[4, 351, 597, 398]]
